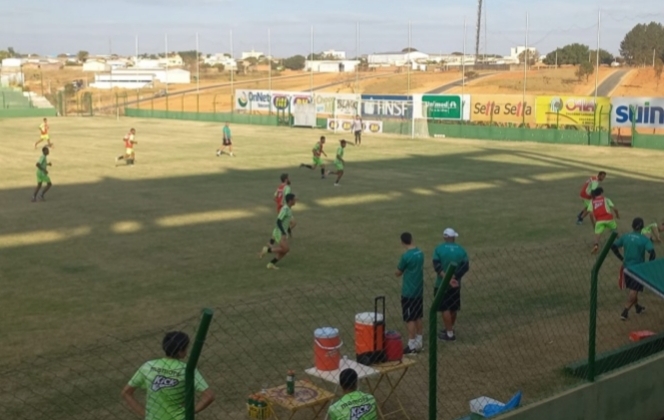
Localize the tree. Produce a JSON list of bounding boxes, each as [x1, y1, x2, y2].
[[245, 56, 258, 66], [655, 58, 664, 88], [544, 43, 590, 66], [590, 49, 615, 66], [57, 53, 68, 58], [77, 50, 89, 63], [575, 61, 594, 82], [7, 47, 18, 57], [177, 50, 201, 66], [401, 47, 418, 52], [283, 54, 306, 70], [620, 22, 664, 66], [518, 48, 539, 66]]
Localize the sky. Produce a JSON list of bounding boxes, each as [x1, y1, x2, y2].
[[1, 0, 664, 58]]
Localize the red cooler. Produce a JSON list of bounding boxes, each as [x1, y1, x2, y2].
[[355, 296, 387, 365], [385, 331, 403, 362]]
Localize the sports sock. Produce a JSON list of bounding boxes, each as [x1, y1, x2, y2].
[[416, 335, 423, 346], [267, 247, 272, 253], [577, 211, 584, 221], [321, 168, 325, 175], [447, 330, 454, 338], [270, 258, 278, 264]]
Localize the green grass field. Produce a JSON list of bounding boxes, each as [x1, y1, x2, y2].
[[2, 117, 664, 419]]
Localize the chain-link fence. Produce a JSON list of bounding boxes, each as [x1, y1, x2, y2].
[[2, 239, 664, 420]]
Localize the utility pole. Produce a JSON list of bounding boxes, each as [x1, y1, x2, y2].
[[594, 9, 601, 100]]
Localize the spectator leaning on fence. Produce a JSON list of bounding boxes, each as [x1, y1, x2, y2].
[[432, 228, 470, 342], [395, 232, 425, 354], [327, 369, 378, 420], [121, 331, 215, 420], [611, 217, 656, 321]]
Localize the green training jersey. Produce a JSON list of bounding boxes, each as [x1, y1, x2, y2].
[[223, 126, 231, 139], [128, 358, 209, 420], [642, 223, 658, 235], [397, 247, 424, 298], [277, 204, 293, 231], [327, 390, 378, 420], [432, 243, 468, 288], [313, 142, 322, 156], [614, 232, 654, 268], [335, 146, 344, 163], [37, 155, 47, 174]]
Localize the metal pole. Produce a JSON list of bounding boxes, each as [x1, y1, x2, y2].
[[230, 29, 234, 102], [165, 34, 169, 95], [462, 18, 466, 96], [310, 25, 314, 93], [184, 308, 214, 420], [484, 0, 488, 61], [355, 21, 360, 93], [407, 20, 411, 95], [594, 9, 601, 100], [196, 32, 200, 94], [555, 50, 558, 68], [523, 12, 528, 105], [268, 28, 272, 92], [135, 35, 139, 64]]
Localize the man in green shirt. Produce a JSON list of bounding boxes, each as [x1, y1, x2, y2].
[[395, 232, 424, 353], [611, 217, 656, 321], [327, 369, 378, 420], [216, 122, 234, 157], [121, 331, 215, 420], [432, 228, 469, 342], [260, 193, 296, 270], [32, 146, 52, 202], [327, 139, 353, 186], [300, 136, 327, 179], [641, 221, 663, 243]]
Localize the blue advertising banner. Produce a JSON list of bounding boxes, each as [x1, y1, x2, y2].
[[361, 95, 412, 119]]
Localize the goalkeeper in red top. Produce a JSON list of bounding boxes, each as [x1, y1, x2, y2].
[[588, 187, 620, 254], [577, 171, 606, 225], [116, 128, 137, 166]]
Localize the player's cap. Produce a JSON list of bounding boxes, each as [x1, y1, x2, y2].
[[443, 228, 459, 238]]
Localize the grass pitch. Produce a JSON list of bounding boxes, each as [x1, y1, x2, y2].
[[2, 117, 664, 418]]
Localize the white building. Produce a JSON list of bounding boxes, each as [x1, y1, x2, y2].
[[90, 68, 190, 89], [367, 51, 429, 66], [107, 59, 129, 70], [82, 60, 111, 72], [322, 49, 346, 59], [509, 46, 537, 61], [241, 49, 264, 60], [1, 58, 22, 68], [204, 54, 237, 69], [304, 60, 360, 73], [158, 55, 183, 67], [135, 59, 163, 69]]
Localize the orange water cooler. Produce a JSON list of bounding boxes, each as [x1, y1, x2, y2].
[[314, 327, 343, 371], [355, 296, 387, 365]]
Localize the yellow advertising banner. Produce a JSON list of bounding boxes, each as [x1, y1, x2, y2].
[[535, 96, 611, 128], [471, 95, 536, 124]]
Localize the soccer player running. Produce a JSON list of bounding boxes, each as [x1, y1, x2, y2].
[[611, 217, 656, 321], [34, 118, 53, 149], [32, 146, 52, 202], [216, 122, 234, 157], [432, 228, 470, 342], [587, 187, 620, 254], [577, 171, 606, 225], [395, 232, 424, 354], [300, 136, 327, 178], [274, 173, 294, 236], [121, 331, 215, 419], [260, 193, 296, 270], [327, 369, 378, 420], [116, 128, 137, 166], [327, 139, 353, 186], [641, 221, 664, 243]]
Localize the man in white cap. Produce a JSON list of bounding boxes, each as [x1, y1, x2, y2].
[[432, 228, 469, 342]]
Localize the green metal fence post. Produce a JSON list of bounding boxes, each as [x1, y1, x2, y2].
[[630, 105, 637, 147], [607, 105, 613, 146], [185, 308, 214, 420], [428, 264, 457, 420], [588, 231, 618, 382]]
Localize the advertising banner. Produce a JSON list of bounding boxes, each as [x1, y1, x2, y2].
[[611, 97, 664, 128], [235, 90, 313, 112], [327, 118, 383, 134], [314, 93, 360, 116], [535, 96, 611, 127], [471, 94, 536, 124], [361, 95, 412, 119], [421, 94, 471, 121]]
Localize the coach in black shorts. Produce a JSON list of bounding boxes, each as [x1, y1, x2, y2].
[[395, 232, 425, 353]]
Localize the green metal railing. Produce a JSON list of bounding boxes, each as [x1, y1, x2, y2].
[[185, 308, 214, 420]]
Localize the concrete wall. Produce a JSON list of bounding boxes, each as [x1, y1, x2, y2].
[[498, 353, 664, 420]]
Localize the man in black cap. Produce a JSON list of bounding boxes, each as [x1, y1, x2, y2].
[[611, 217, 656, 321], [327, 369, 378, 420]]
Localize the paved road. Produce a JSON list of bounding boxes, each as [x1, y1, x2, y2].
[[426, 73, 495, 94], [594, 69, 630, 96]]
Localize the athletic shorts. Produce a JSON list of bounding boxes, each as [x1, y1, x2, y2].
[[223, 138, 232, 146], [126, 148, 134, 155], [434, 287, 461, 312], [641, 223, 657, 235], [334, 161, 344, 171], [624, 272, 644, 292], [272, 228, 287, 244], [401, 296, 423, 322], [354, 130, 362, 139], [581, 198, 591, 207], [37, 171, 50, 183], [595, 220, 617, 234], [313, 156, 323, 166], [40, 134, 50, 141]]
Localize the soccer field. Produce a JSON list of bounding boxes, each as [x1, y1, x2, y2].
[[2, 117, 664, 418]]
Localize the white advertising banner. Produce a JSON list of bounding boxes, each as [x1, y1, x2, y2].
[[314, 93, 360, 116], [326, 118, 383, 134], [234, 90, 313, 113], [611, 97, 664, 128]]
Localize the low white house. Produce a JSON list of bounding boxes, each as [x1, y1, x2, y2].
[[1, 58, 22, 68], [304, 60, 360, 73], [83, 60, 111, 72], [509, 46, 537, 61], [107, 59, 129, 70], [322, 49, 346, 59], [90, 68, 190, 89], [368, 51, 429, 66], [241, 49, 264, 60], [204, 54, 237, 69], [158, 54, 183, 67], [135, 59, 162, 69]]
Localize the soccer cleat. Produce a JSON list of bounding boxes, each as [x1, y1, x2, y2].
[[636, 305, 646, 315], [576, 219, 583, 225], [334, 182, 340, 187], [259, 246, 269, 259], [267, 262, 279, 270], [31, 197, 37, 202], [403, 346, 418, 355], [620, 309, 629, 321], [438, 332, 456, 342]]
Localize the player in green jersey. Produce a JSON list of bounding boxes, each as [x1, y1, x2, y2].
[[32, 146, 52, 202], [121, 331, 215, 420], [326, 139, 353, 186], [300, 136, 327, 178], [327, 369, 378, 420], [260, 193, 296, 269], [641, 221, 663, 243], [611, 218, 656, 321]]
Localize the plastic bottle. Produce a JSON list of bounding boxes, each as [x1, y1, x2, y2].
[[286, 370, 295, 396]]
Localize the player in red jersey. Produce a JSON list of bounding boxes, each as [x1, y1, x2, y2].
[[116, 128, 137, 166], [577, 171, 606, 225], [274, 173, 294, 236], [588, 187, 620, 254]]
